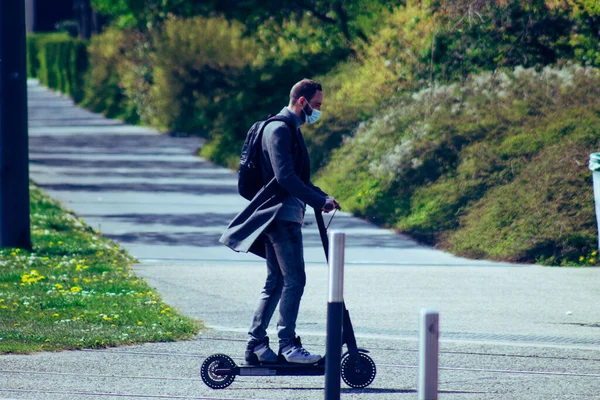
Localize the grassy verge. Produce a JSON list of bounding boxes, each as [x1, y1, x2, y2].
[[0, 183, 201, 354]]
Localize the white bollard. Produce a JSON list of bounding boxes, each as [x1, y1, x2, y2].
[[325, 231, 345, 400], [418, 309, 439, 400], [590, 153, 600, 250]]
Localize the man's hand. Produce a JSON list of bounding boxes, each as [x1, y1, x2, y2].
[[322, 197, 341, 213]]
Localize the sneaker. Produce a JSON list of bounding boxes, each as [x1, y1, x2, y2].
[[280, 337, 322, 364], [245, 336, 278, 365]]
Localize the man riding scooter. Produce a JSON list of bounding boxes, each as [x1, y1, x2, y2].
[[220, 79, 340, 364]]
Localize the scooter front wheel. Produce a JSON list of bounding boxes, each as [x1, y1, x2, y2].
[[340, 352, 376, 388], [201, 353, 236, 389]]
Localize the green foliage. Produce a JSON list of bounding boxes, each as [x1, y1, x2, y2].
[[304, 3, 438, 171], [33, 34, 89, 103], [428, 1, 572, 80], [317, 64, 600, 264], [448, 142, 597, 263], [195, 16, 351, 167], [147, 16, 254, 134], [81, 28, 138, 122], [567, 0, 600, 66], [571, 0, 600, 16], [26, 33, 70, 79], [208, 0, 404, 44], [200, 51, 346, 168], [92, 0, 403, 44]]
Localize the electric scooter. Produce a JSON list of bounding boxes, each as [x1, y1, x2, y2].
[[200, 207, 376, 389]]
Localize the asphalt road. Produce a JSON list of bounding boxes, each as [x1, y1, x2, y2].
[[1, 80, 599, 400]]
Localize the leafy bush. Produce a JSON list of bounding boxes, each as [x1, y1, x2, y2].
[[81, 28, 138, 122], [304, 3, 437, 172], [316, 64, 600, 264], [448, 142, 598, 264], [146, 16, 254, 134], [197, 16, 351, 168]]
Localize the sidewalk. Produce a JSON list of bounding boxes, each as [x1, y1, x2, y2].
[[1, 80, 599, 399]]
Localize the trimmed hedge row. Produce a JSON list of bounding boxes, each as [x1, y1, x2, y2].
[[27, 33, 89, 104]]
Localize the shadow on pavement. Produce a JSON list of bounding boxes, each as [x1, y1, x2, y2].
[[230, 387, 417, 394], [61, 170, 231, 179], [30, 134, 200, 155], [32, 158, 214, 170], [37, 182, 238, 195], [101, 213, 238, 228], [106, 230, 421, 249]]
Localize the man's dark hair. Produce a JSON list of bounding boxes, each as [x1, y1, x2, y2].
[[290, 79, 322, 105]]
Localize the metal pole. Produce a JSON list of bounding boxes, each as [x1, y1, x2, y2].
[[324, 231, 344, 400], [0, 0, 32, 250], [418, 309, 439, 400]]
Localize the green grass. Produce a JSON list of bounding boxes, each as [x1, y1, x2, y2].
[[0, 183, 201, 354]]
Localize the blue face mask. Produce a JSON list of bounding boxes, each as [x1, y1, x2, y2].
[[303, 102, 322, 124]]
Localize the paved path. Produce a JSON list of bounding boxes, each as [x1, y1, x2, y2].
[[1, 80, 600, 399]]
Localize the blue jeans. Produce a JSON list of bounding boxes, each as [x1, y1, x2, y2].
[[248, 220, 305, 349]]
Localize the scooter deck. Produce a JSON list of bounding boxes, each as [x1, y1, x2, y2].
[[217, 358, 326, 377]]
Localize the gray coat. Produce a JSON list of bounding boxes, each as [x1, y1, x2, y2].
[[219, 107, 328, 258]]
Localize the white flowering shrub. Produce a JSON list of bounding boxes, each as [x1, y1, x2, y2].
[[316, 64, 600, 264]]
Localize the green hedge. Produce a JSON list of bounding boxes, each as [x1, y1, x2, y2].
[[26, 33, 66, 79], [28, 33, 89, 104]]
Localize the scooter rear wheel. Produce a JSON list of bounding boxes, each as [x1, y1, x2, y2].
[[201, 353, 236, 389], [340, 352, 376, 388]]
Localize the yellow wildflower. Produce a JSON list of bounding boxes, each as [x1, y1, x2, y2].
[[21, 270, 45, 284]]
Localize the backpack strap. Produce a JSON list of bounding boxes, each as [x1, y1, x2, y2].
[[252, 115, 298, 163], [263, 115, 296, 138]]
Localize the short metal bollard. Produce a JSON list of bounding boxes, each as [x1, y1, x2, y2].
[[418, 309, 439, 400], [324, 231, 345, 400], [589, 153, 600, 250]]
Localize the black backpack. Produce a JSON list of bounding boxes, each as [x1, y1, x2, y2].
[[238, 115, 295, 200]]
